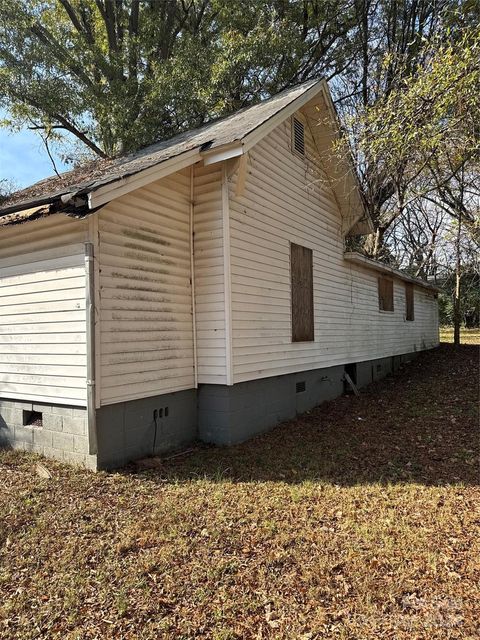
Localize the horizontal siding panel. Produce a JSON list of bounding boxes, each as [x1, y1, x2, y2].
[[0, 333, 85, 345], [0, 353, 86, 366], [101, 379, 193, 405], [0, 252, 87, 406], [193, 163, 227, 384], [0, 322, 85, 335], [229, 116, 439, 382], [0, 310, 85, 325], [0, 298, 86, 314], [101, 348, 192, 366], [0, 371, 84, 386], [0, 215, 88, 259], [102, 363, 194, 388], [98, 171, 195, 405], [1, 382, 86, 403]]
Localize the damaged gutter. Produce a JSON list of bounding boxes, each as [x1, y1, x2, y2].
[[0, 192, 94, 227]]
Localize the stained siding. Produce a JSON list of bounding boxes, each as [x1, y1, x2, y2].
[[228, 115, 439, 383], [97, 170, 195, 405], [193, 163, 227, 384]]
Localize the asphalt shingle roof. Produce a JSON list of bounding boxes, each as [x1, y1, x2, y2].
[[0, 79, 320, 216]]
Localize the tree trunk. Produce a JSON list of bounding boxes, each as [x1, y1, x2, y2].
[[453, 212, 462, 346]]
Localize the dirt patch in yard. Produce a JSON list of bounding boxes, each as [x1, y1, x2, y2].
[[0, 344, 479, 639]]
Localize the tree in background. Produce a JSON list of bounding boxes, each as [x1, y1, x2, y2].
[[0, 0, 478, 338], [0, 0, 357, 158], [351, 23, 480, 341]]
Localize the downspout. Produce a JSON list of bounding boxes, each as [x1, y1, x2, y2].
[[190, 166, 198, 388], [84, 242, 97, 454]]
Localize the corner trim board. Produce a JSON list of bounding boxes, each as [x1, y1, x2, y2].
[[222, 163, 234, 386], [84, 242, 98, 455]]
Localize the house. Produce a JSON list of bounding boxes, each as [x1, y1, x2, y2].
[[0, 78, 439, 470]]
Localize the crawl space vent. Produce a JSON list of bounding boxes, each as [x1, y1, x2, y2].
[[23, 410, 43, 427], [296, 381, 306, 394]]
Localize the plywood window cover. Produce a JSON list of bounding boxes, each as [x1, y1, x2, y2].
[[405, 282, 415, 321], [291, 242, 314, 342], [292, 115, 306, 157], [378, 276, 394, 312]]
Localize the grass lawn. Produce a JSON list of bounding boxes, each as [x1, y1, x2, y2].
[[0, 343, 479, 639], [440, 326, 480, 345]]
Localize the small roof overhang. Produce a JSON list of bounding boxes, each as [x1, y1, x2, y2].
[[344, 252, 441, 292]]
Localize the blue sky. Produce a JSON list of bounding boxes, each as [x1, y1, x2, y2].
[[0, 113, 69, 190]]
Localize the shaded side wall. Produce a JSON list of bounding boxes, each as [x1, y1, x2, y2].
[[96, 169, 195, 406]]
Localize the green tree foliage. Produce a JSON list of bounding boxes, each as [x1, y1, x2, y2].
[[0, 0, 356, 158], [357, 28, 479, 207]]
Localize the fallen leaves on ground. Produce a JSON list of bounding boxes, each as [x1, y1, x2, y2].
[[0, 343, 479, 639]]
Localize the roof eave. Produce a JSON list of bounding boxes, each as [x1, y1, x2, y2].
[[344, 251, 441, 292]]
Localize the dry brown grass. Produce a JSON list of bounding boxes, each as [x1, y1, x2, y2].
[[0, 344, 479, 639], [440, 327, 480, 345]]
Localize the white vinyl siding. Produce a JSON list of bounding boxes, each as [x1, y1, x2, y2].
[[0, 214, 88, 258], [193, 163, 227, 384], [0, 252, 87, 406], [97, 170, 195, 405], [228, 115, 439, 383]]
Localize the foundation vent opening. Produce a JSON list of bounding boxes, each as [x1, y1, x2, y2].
[[296, 381, 306, 394], [23, 410, 43, 428]]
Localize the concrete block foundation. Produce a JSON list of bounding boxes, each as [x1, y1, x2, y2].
[[0, 350, 422, 470], [95, 388, 197, 469], [199, 365, 344, 445], [0, 399, 96, 469]]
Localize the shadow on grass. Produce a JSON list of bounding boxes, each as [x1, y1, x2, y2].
[[126, 344, 479, 488]]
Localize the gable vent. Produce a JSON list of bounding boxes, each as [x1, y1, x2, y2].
[[292, 117, 305, 156]]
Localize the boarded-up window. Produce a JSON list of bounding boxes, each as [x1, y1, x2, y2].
[[378, 276, 394, 311], [291, 243, 314, 341], [292, 116, 305, 156], [405, 283, 414, 321]]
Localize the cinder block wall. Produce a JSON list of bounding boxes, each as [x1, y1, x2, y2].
[[199, 365, 345, 446], [0, 399, 96, 469], [95, 388, 198, 469], [0, 351, 422, 469]]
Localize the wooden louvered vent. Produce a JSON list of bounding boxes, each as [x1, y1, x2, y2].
[[292, 116, 305, 156]]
